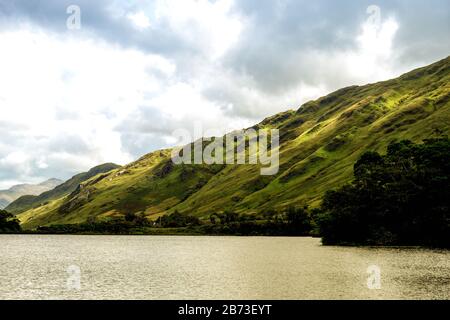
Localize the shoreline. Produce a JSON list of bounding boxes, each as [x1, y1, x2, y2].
[[2, 232, 448, 250]]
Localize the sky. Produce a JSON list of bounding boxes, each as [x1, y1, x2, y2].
[[0, 0, 449, 189]]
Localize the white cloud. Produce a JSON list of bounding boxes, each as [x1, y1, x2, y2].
[[0, 25, 175, 181], [127, 11, 151, 29], [351, 16, 400, 81], [0, 18, 246, 185], [0, 151, 29, 167], [154, 0, 243, 59], [297, 16, 401, 90]]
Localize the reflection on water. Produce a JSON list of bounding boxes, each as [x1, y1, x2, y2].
[[0, 235, 448, 299]]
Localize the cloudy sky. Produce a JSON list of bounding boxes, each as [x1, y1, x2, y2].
[[0, 0, 449, 188]]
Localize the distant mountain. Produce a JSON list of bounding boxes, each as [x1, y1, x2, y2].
[[0, 179, 63, 209], [38, 178, 63, 189], [0, 199, 10, 209], [6, 163, 120, 214], [16, 56, 450, 229]]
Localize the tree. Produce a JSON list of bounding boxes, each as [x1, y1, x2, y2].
[[86, 216, 98, 224], [222, 210, 239, 224], [160, 210, 201, 227], [124, 212, 149, 226], [125, 212, 137, 222], [285, 206, 311, 234], [0, 210, 21, 233], [316, 139, 450, 247], [209, 213, 219, 225]]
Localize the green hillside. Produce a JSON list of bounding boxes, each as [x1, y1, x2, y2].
[[17, 56, 450, 230], [7, 163, 120, 214]]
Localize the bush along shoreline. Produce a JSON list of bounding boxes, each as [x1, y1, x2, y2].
[[32, 207, 314, 237], [3, 139, 449, 248]]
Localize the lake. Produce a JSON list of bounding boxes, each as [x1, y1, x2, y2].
[[0, 235, 448, 299]]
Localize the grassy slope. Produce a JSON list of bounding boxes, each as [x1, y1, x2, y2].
[[18, 56, 450, 229]]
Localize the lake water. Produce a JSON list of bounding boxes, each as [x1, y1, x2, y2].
[[0, 235, 449, 300]]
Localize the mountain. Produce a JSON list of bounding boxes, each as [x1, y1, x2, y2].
[[6, 163, 120, 214], [0, 199, 10, 209], [17, 56, 450, 229], [0, 179, 63, 209], [38, 178, 63, 189]]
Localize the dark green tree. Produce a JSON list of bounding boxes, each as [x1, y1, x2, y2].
[[160, 210, 201, 227], [285, 206, 312, 235], [222, 210, 239, 224], [316, 139, 450, 247], [0, 210, 21, 233]]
